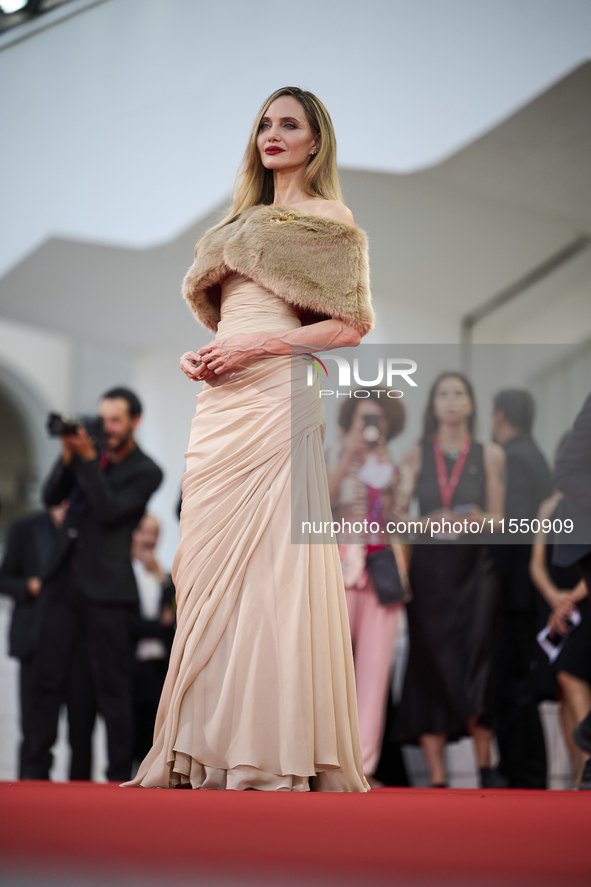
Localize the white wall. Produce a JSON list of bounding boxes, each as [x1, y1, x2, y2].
[[0, 317, 72, 415], [132, 349, 198, 568]]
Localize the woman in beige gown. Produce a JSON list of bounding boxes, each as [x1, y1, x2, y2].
[[124, 87, 374, 792]]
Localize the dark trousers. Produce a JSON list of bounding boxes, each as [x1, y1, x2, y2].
[[18, 658, 36, 780], [496, 609, 547, 788], [132, 658, 167, 766], [66, 636, 97, 780], [18, 641, 96, 781], [26, 570, 135, 782]]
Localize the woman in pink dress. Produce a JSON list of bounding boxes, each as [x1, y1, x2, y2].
[[328, 391, 412, 781]]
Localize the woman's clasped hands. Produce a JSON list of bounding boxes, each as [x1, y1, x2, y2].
[[180, 333, 266, 382], [547, 591, 579, 637]]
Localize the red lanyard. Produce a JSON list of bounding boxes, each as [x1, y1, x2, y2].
[[433, 436, 471, 510]]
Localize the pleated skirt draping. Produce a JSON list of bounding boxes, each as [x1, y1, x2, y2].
[[124, 352, 368, 791]]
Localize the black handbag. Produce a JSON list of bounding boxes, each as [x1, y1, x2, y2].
[[366, 546, 407, 606]]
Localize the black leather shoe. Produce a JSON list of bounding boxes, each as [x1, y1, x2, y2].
[[578, 758, 591, 791]]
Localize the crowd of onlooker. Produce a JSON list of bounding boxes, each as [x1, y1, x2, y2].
[[0, 380, 590, 790], [327, 380, 591, 790]]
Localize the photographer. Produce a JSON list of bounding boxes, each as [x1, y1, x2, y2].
[[25, 388, 163, 782]]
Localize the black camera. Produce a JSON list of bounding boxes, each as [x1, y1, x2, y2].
[[46, 413, 105, 448]]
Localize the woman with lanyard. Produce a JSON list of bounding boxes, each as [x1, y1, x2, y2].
[[394, 372, 506, 788]]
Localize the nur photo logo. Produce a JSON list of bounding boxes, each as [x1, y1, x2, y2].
[[304, 354, 418, 398]]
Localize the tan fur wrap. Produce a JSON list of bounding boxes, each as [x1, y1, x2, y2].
[[182, 204, 374, 336]]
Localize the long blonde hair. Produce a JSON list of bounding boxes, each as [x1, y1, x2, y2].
[[201, 87, 342, 241]]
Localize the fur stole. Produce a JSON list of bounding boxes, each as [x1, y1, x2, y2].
[[182, 204, 374, 336]]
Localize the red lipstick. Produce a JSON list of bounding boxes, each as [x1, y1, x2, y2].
[[265, 147, 285, 154]]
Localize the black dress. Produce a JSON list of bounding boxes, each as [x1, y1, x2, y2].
[[533, 540, 582, 700], [545, 540, 591, 685], [396, 439, 500, 743]]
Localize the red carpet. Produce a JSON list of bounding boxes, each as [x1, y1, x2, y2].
[[0, 782, 590, 885]]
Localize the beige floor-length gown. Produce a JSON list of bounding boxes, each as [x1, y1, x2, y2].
[[124, 273, 369, 791]]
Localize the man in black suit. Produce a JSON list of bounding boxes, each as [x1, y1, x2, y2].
[[0, 501, 97, 780], [491, 389, 552, 788], [0, 503, 67, 777], [552, 391, 591, 789], [25, 387, 163, 782]]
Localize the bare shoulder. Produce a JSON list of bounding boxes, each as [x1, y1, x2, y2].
[[307, 199, 355, 225], [483, 442, 506, 472]]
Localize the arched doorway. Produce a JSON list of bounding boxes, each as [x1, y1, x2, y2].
[[0, 364, 53, 544], [0, 387, 36, 539]]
